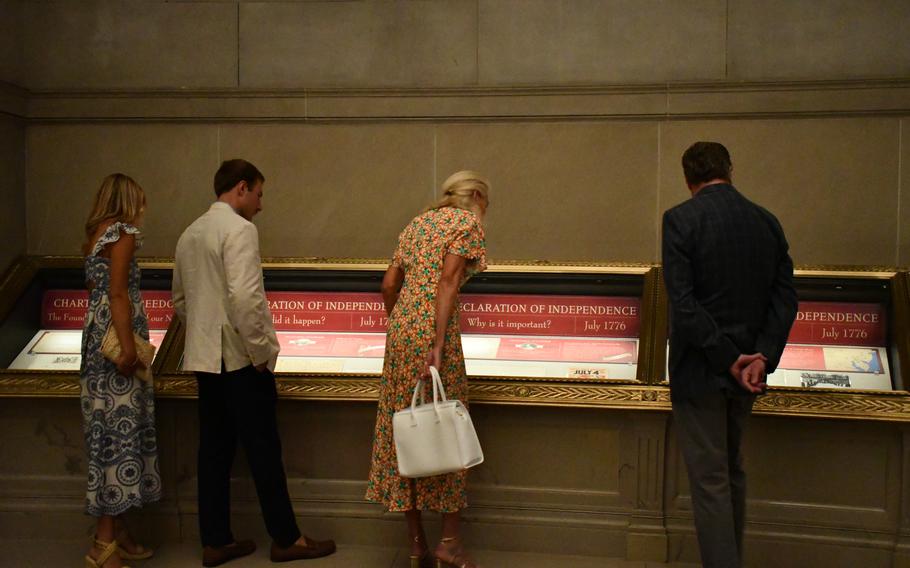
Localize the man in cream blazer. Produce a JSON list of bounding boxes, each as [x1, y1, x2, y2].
[[173, 159, 335, 566]]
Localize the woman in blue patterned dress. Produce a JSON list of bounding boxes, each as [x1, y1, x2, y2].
[[81, 174, 161, 568]]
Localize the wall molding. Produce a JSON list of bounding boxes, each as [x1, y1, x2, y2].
[[1, 475, 904, 561], [9, 79, 909, 123], [6, 372, 910, 422]]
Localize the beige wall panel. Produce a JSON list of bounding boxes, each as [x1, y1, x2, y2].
[[278, 401, 375, 481], [171, 401, 375, 505], [671, 417, 900, 528], [218, 123, 435, 259], [901, 119, 910, 266], [728, 0, 910, 81], [0, 117, 25, 273], [435, 121, 658, 262], [21, 1, 237, 89], [26, 124, 220, 257], [658, 119, 900, 266], [747, 418, 899, 521], [469, 406, 621, 493], [0, 399, 83, 479], [478, 0, 726, 85], [240, 2, 476, 88]]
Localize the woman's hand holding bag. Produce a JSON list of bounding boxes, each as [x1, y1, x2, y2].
[[392, 366, 483, 478]]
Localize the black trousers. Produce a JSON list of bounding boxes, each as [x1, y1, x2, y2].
[[196, 365, 301, 548], [673, 389, 754, 568]]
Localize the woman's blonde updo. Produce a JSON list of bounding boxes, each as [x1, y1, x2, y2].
[[82, 173, 146, 254], [426, 170, 490, 218]]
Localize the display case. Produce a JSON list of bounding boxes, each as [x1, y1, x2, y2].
[[654, 267, 910, 421], [154, 259, 664, 407], [0, 256, 175, 396], [5, 257, 910, 420]]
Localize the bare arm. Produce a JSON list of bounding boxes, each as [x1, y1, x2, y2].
[[381, 264, 404, 316], [424, 253, 466, 376], [108, 233, 141, 376]]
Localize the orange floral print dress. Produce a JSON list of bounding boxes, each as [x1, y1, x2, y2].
[[366, 207, 487, 512]]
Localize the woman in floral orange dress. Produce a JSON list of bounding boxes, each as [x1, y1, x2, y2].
[[366, 171, 489, 568]]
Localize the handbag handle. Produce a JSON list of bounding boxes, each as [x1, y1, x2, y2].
[[407, 366, 449, 426], [430, 366, 449, 423], [409, 378, 426, 410], [430, 365, 448, 404]]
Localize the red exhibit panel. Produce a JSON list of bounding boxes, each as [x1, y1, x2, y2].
[[268, 292, 641, 379], [493, 336, 637, 363], [765, 301, 892, 390], [277, 333, 387, 358], [42, 290, 175, 331], [777, 345, 827, 370], [786, 301, 886, 347], [266, 291, 641, 339], [460, 294, 640, 337], [9, 290, 175, 370]]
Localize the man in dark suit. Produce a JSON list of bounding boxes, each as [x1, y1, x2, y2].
[[662, 141, 798, 568]]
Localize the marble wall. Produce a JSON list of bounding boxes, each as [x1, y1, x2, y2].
[[21, 117, 910, 266], [5, 1, 909, 267], [5, 1, 908, 90]]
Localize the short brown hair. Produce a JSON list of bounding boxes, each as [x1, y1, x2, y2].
[[681, 142, 732, 187], [214, 159, 264, 197]]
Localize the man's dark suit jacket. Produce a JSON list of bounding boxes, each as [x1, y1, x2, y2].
[[662, 183, 798, 401]]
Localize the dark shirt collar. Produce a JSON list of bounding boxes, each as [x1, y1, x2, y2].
[[694, 182, 734, 197]]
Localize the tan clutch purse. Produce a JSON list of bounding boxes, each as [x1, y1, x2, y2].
[[100, 325, 156, 384]]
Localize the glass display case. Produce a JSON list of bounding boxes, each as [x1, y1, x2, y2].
[[0, 256, 174, 396], [152, 259, 663, 405], [261, 290, 643, 380], [4, 257, 910, 420], [654, 267, 910, 420], [8, 289, 172, 371], [767, 300, 892, 390]]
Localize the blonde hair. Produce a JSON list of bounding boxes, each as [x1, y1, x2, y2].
[[83, 173, 146, 254], [426, 170, 490, 218]]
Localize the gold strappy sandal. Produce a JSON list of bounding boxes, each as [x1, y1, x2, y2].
[[435, 536, 478, 568], [85, 538, 131, 568], [410, 535, 434, 568]]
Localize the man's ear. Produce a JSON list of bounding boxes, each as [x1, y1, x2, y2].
[[235, 180, 247, 195]]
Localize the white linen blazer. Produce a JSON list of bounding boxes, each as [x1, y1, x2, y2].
[[172, 202, 279, 373]]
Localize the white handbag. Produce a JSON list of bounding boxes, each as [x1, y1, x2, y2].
[[393, 366, 484, 478]]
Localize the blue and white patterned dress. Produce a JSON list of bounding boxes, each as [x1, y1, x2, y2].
[[80, 222, 161, 517]]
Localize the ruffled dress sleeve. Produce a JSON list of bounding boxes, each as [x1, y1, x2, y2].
[[446, 211, 487, 277], [90, 222, 143, 256]]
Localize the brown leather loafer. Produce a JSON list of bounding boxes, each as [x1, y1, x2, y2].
[[270, 536, 336, 562], [202, 539, 256, 567]]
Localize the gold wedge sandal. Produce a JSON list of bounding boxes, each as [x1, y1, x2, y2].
[[113, 518, 154, 560], [116, 532, 154, 561], [85, 538, 131, 568]]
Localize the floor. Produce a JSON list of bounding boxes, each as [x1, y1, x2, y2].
[[2, 539, 701, 567]]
